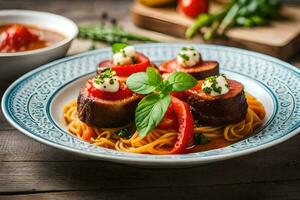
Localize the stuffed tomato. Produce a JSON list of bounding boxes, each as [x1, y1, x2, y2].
[[97, 45, 152, 79], [158, 46, 219, 80], [77, 68, 142, 128]]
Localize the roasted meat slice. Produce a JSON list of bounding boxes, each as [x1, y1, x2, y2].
[[158, 59, 219, 80], [179, 80, 248, 126], [77, 81, 142, 128]]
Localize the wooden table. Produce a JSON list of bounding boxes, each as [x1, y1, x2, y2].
[[0, 0, 300, 199]]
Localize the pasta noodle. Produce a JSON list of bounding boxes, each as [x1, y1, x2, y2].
[[64, 94, 265, 154]]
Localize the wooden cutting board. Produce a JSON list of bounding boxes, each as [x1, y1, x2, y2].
[[131, 2, 300, 60]]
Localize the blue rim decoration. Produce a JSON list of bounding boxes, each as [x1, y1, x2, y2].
[[2, 43, 300, 166]]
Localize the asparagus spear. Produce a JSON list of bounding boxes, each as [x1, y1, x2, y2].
[[78, 25, 158, 44], [217, 3, 241, 35], [185, 2, 235, 39], [185, 0, 282, 40]]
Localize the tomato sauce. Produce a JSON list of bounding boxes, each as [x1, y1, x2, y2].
[[0, 24, 65, 53], [190, 138, 233, 152]]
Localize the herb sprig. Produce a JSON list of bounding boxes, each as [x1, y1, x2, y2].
[[94, 68, 116, 85], [126, 67, 197, 138], [112, 43, 128, 53]]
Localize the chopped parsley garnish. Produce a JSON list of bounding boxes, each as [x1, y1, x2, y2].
[[179, 53, 190, 61], [202, 75, 227, 94], [181, 47, 195, 51], [94, 68, 116, 85], [109, 78, 115, 85], [194, 134, 210, 145], [202, 86, 212, 93]]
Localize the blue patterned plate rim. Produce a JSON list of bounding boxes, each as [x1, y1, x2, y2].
[[1, 43, 300, 165]]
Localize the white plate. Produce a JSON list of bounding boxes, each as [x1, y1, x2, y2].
[[2, 43, 300, 167]]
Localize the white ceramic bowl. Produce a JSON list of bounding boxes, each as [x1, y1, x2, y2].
[[0, 10, 78, 81]]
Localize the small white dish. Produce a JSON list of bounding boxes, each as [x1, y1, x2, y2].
[[0, 10, 78, 81]]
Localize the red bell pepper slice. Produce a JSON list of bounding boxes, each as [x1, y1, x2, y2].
[[170, 97, 195, 154], [157, 105, 178, 130], [98, 52, 151, 78]]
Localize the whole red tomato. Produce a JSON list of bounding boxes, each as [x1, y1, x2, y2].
[[178, 0, 209, 18]]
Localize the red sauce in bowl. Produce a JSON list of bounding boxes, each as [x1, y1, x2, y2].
[[0, 24, 65, 53]]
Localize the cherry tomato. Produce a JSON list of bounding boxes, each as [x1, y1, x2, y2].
[[87, 80, 134, 101], [178, 0, 209, 18], [0, 24, 38, 53], [98, 52, 151, 78]]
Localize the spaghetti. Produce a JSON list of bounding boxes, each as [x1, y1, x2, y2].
[[64, 94, 265, 154]]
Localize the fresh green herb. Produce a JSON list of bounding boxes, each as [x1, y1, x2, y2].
[[202, 86, 212, 94], [146, 67, 162, 88], [117, 128, 132, 139], [167, 72, 198, 92], [112, 43, 128, 53], [135, 93, 171, 138], [213, 85, 222, 93], [94, 68, 116, 85], [182, 47, 188, 51], [78, 24, 158, 44], [126, 72, 156, 94], [194, 134, 210, 145], [202, 75, 223, 94], [126, 67, 197, 137], [109, 79, 115, 85], [179, 54, 190, 61], [186, 0, 282, 40]]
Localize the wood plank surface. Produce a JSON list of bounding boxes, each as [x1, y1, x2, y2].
[[0, 129, 300, 193], [0, 0, 300, 199], [1, 181, 300, 200]]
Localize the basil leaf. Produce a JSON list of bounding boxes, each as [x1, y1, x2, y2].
[[167, 72, 197, 91], [126, 72, 156, 94], [146, 67, 162, 87], [112, 43, 127, 53], [135, 94, 171, 138]]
